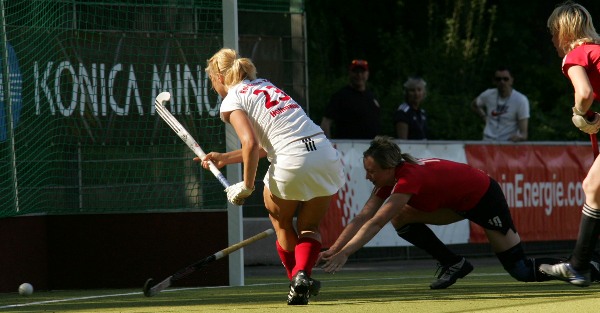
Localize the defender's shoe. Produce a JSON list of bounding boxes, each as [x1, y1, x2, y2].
[[308, 278, 321, 297], [539, 263, 591, 287], [430, 257, 474, 289], [287, 270, 310, 305]]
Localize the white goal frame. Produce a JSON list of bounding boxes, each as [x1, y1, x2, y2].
[[222, 0, 245, 287]]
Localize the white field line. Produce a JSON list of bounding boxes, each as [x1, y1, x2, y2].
[[0, 272, 508, 309]]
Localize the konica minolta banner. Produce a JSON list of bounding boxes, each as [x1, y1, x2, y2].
[[8, 30, 224, 146]]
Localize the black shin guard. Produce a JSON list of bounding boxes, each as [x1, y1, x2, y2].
[[496, 244, 562, 282], [496, 243, 532, 282], [396, 223, 461, 265]]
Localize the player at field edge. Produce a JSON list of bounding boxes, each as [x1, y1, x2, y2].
[[320, 136, 600, 285], [197, 48, 345, 305], [540, 1, 600, 287]]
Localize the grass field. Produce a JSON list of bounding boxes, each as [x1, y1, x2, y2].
[[1, 259, 598, 313]]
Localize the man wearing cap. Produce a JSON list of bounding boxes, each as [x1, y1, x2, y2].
[[321, 60, 381, 139]]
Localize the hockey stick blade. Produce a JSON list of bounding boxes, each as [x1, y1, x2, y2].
[[142, 228, 275, 297], [154, 92, 230, 188]]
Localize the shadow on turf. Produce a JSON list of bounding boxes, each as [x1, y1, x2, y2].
[[3, 279, 596, 311]]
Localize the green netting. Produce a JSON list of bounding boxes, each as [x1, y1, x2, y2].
[[0, 0, 231, 217], [238, 0, 304, 13]]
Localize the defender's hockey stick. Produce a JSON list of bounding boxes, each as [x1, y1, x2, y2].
[[143, 228, 275, 297], [154, 92, 230, 188], [584, 110, 599, 159], [590, 134, 598, 160], [591, 133, 598, 159]]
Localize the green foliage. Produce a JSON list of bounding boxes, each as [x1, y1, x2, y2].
[[305, 0, 600, 141]]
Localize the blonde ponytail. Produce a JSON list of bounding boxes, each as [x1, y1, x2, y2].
[[206, 48, 257, 88]]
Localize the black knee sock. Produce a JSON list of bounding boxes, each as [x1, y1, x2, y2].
[[495, 243, 562, 282], [571, 204, 600, 271], [496, 243, 527, 270], [396, 223, 461, 265]]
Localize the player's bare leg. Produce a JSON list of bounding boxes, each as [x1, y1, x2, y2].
[[263, 187, 327, 304], [290, 195, 330, 301], [575, 156, 600, 272], [484, 228, 521, 253], [295, 195, 330, 272], [541, 158, 600, 286], [264, 186, 299, 279], [391, 205, 464, 228]]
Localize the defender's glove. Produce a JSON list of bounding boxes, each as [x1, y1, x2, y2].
[[225, 181, 255, 205], [572, 107, 600, 134]]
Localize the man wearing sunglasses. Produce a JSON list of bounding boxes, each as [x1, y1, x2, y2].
[[470, 67, 530, 141], [321, 59, 381, 139]]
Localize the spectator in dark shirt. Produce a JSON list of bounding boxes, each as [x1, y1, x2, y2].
[[394, 77, 428, 140], [321, 60, 381, 139]]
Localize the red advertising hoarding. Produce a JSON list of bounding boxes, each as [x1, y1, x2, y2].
[[465, 144, 593, 243]]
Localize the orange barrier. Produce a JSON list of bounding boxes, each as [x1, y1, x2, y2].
[[321, 142, 595, 248], [465, 144, 594, 243]]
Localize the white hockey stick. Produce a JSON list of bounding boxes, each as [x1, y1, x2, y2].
[[154, 92, 230, 188]]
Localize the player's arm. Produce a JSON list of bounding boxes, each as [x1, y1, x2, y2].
[[568, 65, 595, 113], [567, 65, 600, 134], [322, 192, 411, 273], [340, 193, 410, 255], [195, 139, 267, 169], [220, 110, 260, 188], [319, 191, 385, 262], [198, 148, 267, 168]]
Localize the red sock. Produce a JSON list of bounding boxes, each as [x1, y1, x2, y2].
[[276, 241, 295, 280], [292, 237, 322, 277]]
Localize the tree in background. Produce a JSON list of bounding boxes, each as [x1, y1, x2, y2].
[[305, 0, 600, 141]]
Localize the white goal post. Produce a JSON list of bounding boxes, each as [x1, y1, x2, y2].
[[222, 0, 245, 287]]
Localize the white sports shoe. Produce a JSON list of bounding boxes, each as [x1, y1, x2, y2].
[[539, 263, 590, 287]]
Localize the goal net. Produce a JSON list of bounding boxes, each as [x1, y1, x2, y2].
[[1, 0, 225, 217], [0, 0, 306, 219]]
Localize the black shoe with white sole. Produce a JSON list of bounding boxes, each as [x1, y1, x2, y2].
[[287, 270, 310, 305], [430, 257, 474, 289]]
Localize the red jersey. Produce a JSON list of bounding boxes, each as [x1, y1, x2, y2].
[[562, 43, 600, 101], [375, 159, 490, 213]]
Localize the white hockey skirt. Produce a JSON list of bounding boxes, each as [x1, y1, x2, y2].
[[263, 134, 345, 201]]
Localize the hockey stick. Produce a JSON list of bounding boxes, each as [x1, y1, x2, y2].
[[143, 228, 275, 297], [154, 92, 230, 188], [584, 110, 599, 159], [591, 133, 598, 159]]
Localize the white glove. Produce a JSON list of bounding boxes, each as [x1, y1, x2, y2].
[[225, 181, 255, 205], [572, 107, 600, 134]]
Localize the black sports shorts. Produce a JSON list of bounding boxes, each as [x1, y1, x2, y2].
[[456, 177, 517, 235]]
